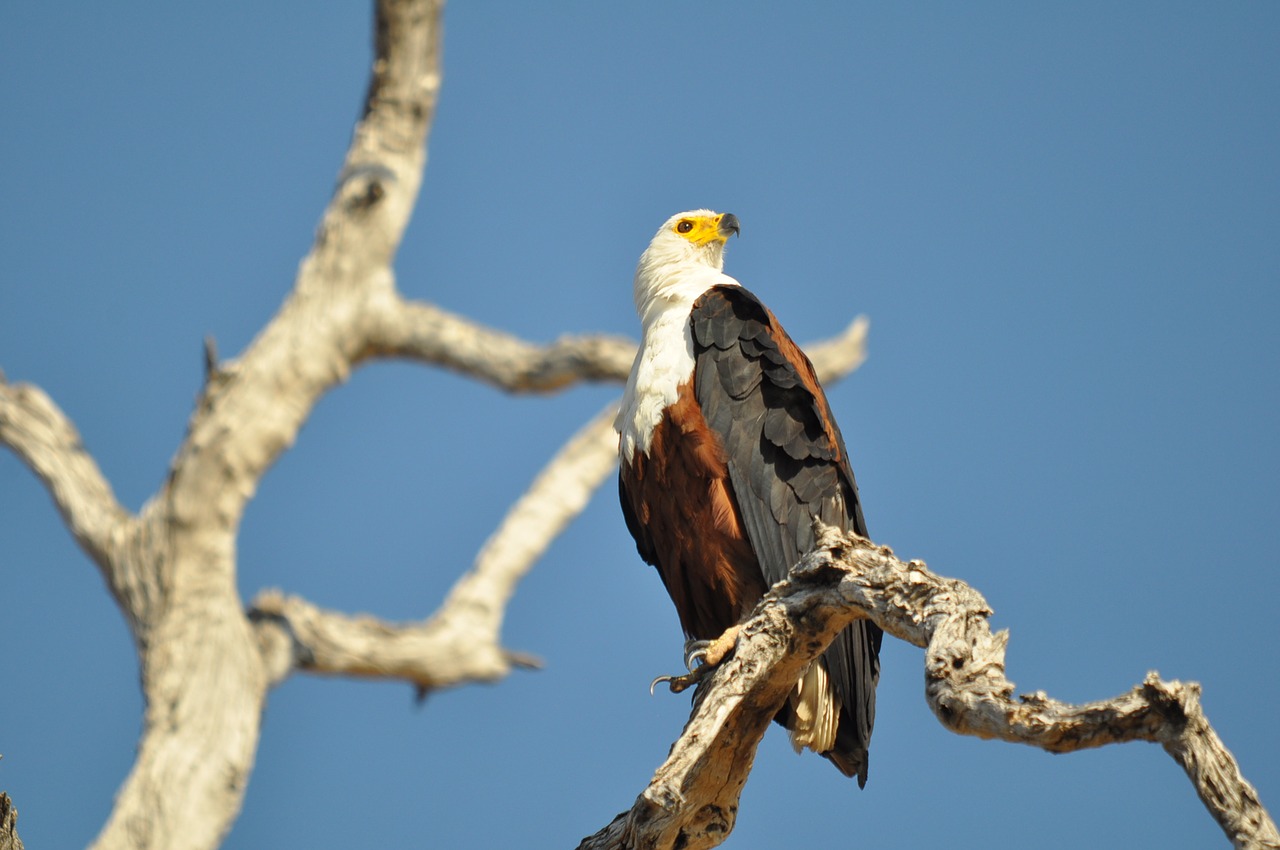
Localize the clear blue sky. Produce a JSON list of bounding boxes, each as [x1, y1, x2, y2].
[[2, 2, 1277, 848]]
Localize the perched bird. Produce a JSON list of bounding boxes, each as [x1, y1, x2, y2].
[[617, 210, 883, 784]]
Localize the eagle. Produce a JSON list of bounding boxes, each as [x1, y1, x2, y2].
[[617, 210, 883, 785]]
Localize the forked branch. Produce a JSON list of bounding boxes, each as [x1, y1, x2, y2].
[[247, 312, 871, 694]]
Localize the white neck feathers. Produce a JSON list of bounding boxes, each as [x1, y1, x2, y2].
[[617, 228, 740, 461]]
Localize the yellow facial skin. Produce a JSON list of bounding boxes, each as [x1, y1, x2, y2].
[[672, 212, 739, 246]]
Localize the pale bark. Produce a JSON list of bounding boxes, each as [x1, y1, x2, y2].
[[247, 402, 621, 690], [2, 1, 442, 847], [367, 296, 639, 390], [0, 1, 874, 845], [0, 794, 24, 850], [74, 1, 450, 842], [0, 378, 129, 573], [578, 526, 1279, 850], [5, 0, 1265, 847], [240, 323, 870, 694]]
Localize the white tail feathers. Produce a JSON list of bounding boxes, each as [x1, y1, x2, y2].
[[788, 661, 838, 755]]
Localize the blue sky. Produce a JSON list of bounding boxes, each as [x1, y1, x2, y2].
[[2, 2, 1278, 848]]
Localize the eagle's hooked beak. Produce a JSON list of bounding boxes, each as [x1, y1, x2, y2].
[[718, 213, 741, 240]]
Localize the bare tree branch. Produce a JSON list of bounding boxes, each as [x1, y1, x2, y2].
[[249, 402, 619, 690], [1, 0, 878, 845], [0, 377, 130, 569], [364, 296, 868, 392], [805, 314, 869, 383], [249, 589, 539, 690], [163, 0, 445, 542], [0, 794, 24, 850], [580, 526, 1278, 850], [437, 402, 621, 636], [366, 295, 638, 390], [85, 3, 448, 849]]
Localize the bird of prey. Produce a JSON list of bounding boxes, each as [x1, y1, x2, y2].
[[617, 210, 882, 784]]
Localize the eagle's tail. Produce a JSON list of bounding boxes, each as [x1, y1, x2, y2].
[[787, 661, 839, 756]]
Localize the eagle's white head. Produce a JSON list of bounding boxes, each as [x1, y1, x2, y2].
[[633, 209, 741, 325], [618, 210, 743, 460]]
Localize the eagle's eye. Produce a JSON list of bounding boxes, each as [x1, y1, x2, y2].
[[676, 220, 694, 234]]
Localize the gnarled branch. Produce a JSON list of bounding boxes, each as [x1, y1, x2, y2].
[[0, 794, 24, 850], [580, 526, 1278, 850], [0, 0, 876, 846]]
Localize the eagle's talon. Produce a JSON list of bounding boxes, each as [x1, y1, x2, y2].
[[683, 639, 712, 670], [651, 667, 708, 695], [684, 625, 740, 671], [652, 631, 742, 696]]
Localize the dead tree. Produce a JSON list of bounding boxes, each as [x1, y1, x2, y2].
[[0, 2, 1272, 850], [0, 2, 862, 847]]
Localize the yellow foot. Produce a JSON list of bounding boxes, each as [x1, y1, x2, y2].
[[686, 625, 741, 668], [649, 625, 742, 695]]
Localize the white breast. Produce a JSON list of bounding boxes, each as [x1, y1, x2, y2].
[[616, 306, 696, 462], [616, 266, 741, 462]]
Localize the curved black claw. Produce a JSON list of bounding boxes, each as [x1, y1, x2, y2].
[[650, 635, 735, 696], [651, 639, 720, 694], [649, 666, 711, 695], [683, 639, 712, 670]]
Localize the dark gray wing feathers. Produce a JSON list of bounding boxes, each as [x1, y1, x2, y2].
[[691, 284, 882, 783]]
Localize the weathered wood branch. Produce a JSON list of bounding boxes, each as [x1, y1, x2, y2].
[[249, 589, 541, 690], [244, 307, 868, 682], [579, 526, 1278, 850], [0, 376, 130, 570], [366, 296, 638, 390], [0, 0, 875, 846], [364, 295, 867, 393], [803, 314, 869, 382], [0, 794, 24, 850], [248, 402, 620, 689], [80, 3, 448, 849]]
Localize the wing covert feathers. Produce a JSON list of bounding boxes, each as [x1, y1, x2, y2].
[[618, 283, 883, 786], [690, 285, 882, 786]]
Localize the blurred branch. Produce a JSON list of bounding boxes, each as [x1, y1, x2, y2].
[[249, 589, 541, 691], [365, 295, 868, 392], [806, 313, 869, 384], [3, 0, 881, 845], [250, 402, 620, 691], [0, 376, 131, 570], [578, 526, 1278, 850], [367, 296, 637, 390], [436, 402, 620, 637], [88, 3, 453, 850]]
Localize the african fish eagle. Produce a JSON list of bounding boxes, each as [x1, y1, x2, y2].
[[617, 210, 883, 784]]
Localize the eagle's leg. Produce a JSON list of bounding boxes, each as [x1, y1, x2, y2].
[[650, 625, 743, 695]]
